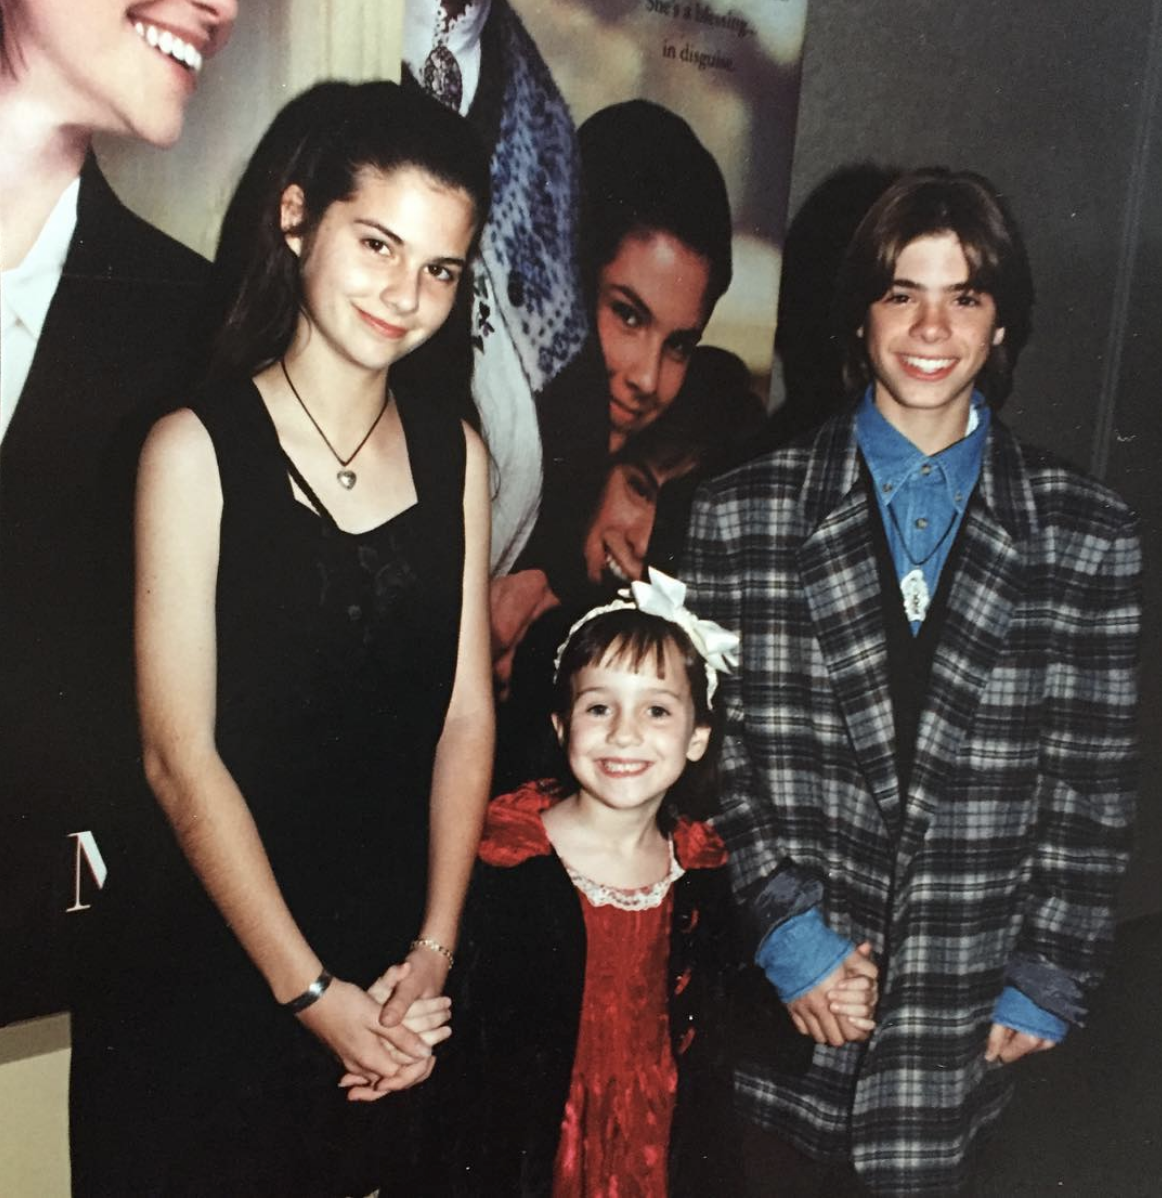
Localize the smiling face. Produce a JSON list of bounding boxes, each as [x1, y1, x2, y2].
[[7, 0, 237, 146], [582, 455, 692, 588], [862, 231, 1004, 439], [596, 230, 712, 453], [283, 164, 476, 378], [553, 639, 710, 820]]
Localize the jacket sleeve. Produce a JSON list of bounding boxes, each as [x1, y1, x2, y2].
[[1005, 511, 1140, 1025], [683, 483, 829, 955]]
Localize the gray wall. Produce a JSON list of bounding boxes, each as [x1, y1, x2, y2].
[[785, 0, 1162, 919]]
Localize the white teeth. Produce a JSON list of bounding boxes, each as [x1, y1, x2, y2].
[[903, 355, 955, 374], [133, 20, 203, 73], [605, 553, 629, 583], [602, 761, 645, 774]]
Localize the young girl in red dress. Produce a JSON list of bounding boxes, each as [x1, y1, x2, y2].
[[447, 570, 740, 1196]]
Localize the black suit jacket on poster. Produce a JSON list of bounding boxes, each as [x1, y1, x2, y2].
[[0, 156, 209, 1023]]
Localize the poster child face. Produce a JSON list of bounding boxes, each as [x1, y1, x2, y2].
[[583, 456, 691, 588]]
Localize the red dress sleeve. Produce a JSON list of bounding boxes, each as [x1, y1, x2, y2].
[[672, 817, 728, 870], [478, 780, 555, 867]]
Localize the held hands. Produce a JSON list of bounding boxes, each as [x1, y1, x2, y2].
[[787, 941, 879, 1047], [297, 958, 451, 1104], [339, 950, 454, 1102], [985, 1023, 1058, 1065], [296, 974, 436, 1102]]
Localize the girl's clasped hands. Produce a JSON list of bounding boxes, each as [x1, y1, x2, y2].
[[307, 960, 454, 1103]]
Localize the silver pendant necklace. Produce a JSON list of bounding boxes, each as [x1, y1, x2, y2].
[[886, 497, 956, 625], [280, 359, 389, 490]]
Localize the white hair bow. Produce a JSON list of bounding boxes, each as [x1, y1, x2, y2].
[[629, 569, 739, 689], [555, 568, 739, 703]]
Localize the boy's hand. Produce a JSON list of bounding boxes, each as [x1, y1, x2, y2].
[[985, 1023, 1058, 1064], [788, 941, 878, 1046]]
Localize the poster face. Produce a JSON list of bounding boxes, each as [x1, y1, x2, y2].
[[512, 0, 808, 385]]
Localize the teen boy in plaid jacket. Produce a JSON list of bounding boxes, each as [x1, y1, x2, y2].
[[684, 169, 1140, 1195]]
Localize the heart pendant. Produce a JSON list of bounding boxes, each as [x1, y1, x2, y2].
[[337, 469, 357, 490]]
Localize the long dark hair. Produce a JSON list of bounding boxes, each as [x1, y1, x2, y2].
[[207, 80, 491, 382], [577, 100, 733, 315], [552, 608, 719, 831], [834, 167, 1034, 406]]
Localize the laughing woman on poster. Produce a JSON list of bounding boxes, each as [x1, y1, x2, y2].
[[0, 0, 238, 1028], [74, 81, 494, 1196]]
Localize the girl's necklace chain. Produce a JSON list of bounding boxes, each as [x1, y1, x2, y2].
[[280, 359, 389, 490]]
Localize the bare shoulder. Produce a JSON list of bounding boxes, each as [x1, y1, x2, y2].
[[140, 408, 218, 487]]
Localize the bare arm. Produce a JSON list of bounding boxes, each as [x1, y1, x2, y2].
[[136, 411, 424, 1087]]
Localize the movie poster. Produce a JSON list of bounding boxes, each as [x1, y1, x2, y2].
[[2, 0, 807, 1028], [399, 0, 808, 783]]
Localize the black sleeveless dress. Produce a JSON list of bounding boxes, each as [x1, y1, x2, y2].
[[70, 377, 466, 1196]]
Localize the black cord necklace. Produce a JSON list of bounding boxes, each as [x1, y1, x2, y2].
[[280, 359, 389, 491]]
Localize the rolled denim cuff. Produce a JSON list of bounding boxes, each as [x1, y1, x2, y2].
[[744, 864, 825, 949], [755, 907, 855, 1003], [993, 985, 1069, 1042], [1004, 952, 1086, 1025]]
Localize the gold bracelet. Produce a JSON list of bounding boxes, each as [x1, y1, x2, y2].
[[410, 936, 454, 967]]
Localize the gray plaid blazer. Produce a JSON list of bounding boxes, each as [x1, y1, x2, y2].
[[684, 408, 1140, 1195]]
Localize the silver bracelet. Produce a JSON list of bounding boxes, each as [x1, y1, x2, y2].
[[283, 969, 333, 1013], [410, 936, 455, 967]]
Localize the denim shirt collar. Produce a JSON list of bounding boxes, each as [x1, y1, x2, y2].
[[855, 387, 990, 514]]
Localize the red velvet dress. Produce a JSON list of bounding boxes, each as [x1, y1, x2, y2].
[[478, 785, 726, 1198]]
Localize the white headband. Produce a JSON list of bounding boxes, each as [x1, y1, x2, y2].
[[553, 568, 739, 703]]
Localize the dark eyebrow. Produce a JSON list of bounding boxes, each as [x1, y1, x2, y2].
[[355, 219, 467, 269], [641, 464, 665, 495], [619, 463, 662, 502], [608, 282, 653, 321], [356, 218, 402, 244], [607, 281, 706, 342], [890, 276, 978, 294]]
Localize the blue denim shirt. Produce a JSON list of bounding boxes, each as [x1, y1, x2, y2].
[[855, 387, 989, 633]]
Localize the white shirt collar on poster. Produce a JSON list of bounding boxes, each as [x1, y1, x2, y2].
[[1, 174, 81, 443]]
